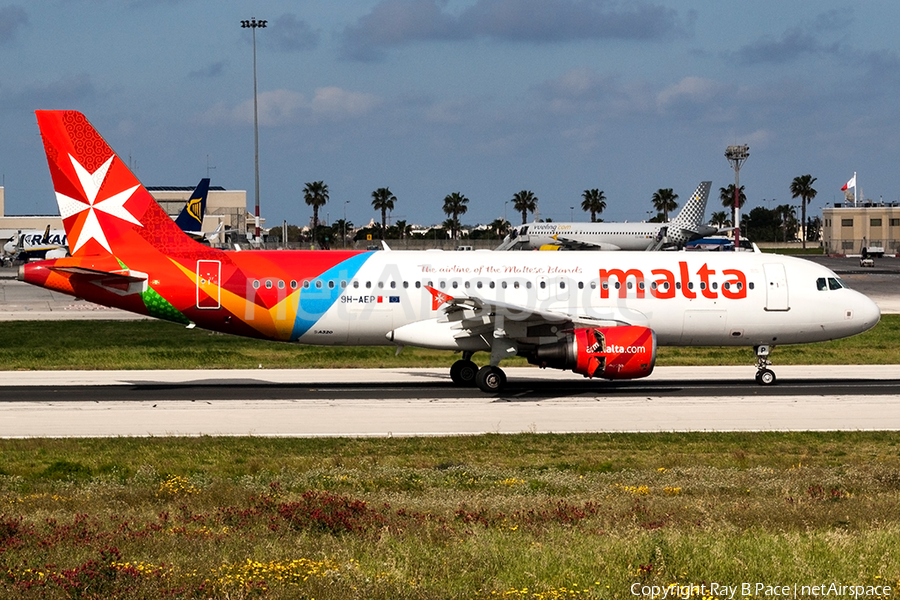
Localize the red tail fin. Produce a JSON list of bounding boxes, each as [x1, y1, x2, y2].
[[36, 110, 200, 258]]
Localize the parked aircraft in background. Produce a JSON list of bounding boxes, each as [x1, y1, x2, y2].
[[2, 225, 68, 260], [20, 111, 880, 392], [496, 181, 717, 251], [3, 177, 215, 261], [173, 178, 223, 244]]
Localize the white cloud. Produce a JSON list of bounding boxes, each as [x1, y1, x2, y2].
[[311, 87, 380, 119], [200, 88, 379, 126]]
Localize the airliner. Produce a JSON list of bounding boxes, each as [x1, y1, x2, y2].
[[496, 181, 718, 251], [19, 111, 880, 393], [3, 225, 68, 260], [172, 177, 223, 244]]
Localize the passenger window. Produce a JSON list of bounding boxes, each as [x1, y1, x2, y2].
[[366, 281, 372, 289], [315, 280, 323, 289], [277, 280, 285, 289], [328, 281, 335, 289], [748, 282, 754, 290], [265, 280, 273, 289], [303, 280, 311, 289], [252, 280, 260, 289], [390, 281, 396, 289], [353, 281, 359, 288], [578, 282, 584, 289], [501, 282, 507, 289], [290, 280, 298, 290]]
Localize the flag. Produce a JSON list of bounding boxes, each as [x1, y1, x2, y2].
[[841, 174, 856, 191]]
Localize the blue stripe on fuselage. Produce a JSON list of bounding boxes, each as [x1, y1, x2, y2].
[[291, 252, 373, 340]]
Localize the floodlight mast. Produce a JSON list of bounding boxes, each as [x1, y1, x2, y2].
[[725, 145, 749, 251], [241, 17, 267, 245]]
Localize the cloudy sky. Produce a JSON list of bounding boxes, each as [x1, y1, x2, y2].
[[1, 0, 897, 229]]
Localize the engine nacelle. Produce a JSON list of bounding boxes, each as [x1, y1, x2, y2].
[[528, 326, 657, 380]]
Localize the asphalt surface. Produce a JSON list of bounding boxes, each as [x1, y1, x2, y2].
[[1, 366, 899, 436]]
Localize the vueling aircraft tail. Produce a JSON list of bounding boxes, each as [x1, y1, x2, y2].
[[36, 110, 202, 259], [665, 181, 715, 247]]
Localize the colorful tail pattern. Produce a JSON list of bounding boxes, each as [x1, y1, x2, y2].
[[37, 110, 202, 259]]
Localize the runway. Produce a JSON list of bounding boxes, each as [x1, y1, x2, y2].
[[1, 366, 899, 437], [1, 258, 898, 437]]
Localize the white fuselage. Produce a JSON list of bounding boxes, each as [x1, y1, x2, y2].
[[278, 250, 880, 350]]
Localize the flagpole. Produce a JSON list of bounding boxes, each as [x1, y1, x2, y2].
[[854, 171, 858, 206]]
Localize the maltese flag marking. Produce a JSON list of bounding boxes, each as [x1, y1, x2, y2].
[[56, 154, 142, 254]]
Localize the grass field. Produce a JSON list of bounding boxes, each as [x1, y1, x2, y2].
[[1, 433, 900, 599], [2, 318, 898, 598], [0, 314, 898, 370]]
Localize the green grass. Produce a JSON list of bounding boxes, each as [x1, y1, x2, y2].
[[0, 315, 898, 370], [1, 433, 900, 598]]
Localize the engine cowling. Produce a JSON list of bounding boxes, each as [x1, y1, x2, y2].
[[528, 326, 657, 380]]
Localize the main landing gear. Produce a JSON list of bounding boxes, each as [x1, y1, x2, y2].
[[754, 345, 776, 385], [449, 353, 508, 393]]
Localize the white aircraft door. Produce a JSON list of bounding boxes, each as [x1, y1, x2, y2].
[[536, 276, 549, 301], [763, 263, 789, 311], [196, 260, 221, 309]]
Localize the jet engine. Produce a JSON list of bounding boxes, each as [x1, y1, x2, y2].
[[527, 325, 657, 379]]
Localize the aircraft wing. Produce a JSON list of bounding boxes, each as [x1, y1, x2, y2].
[[425, 286, 635, 343]]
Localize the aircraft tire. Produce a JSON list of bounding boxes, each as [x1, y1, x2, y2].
[[475, 366, 507, 393], [450, 359, 478, 386], [756, 369, 776, 385]]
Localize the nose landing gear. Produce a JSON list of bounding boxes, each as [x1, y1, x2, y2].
[[754, 345, 776, 385]]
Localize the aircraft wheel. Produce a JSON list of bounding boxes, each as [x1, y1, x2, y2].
[[756, 369, 776, 385], [450, 359, 478, 386], [475, 366, 507, 393]]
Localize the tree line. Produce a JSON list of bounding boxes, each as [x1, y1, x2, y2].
[[292, 175, 820, 247]]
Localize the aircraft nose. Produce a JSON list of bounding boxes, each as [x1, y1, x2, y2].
[[854, 292, 881, 333]]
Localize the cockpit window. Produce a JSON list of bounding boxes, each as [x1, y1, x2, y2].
[[817, 276, 847, 291]]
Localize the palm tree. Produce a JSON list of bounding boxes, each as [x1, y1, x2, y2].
[[790, 174, 818, 249], [303, 181, 329, 248], [490, 218, 510, 238], [442, 192, 469, 241], [393, 219, 411, 241], [370, 187, 396, 239], [719, 184, 746, 228], [332, 218, 353, 248], [710, 210, 729, 229], [580, 189, 606, 222], [512, 190, 538, 224], [651, 188, 678, 222], [774, 204, 796, 243]]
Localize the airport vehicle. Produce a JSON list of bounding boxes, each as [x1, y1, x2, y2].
[[19, 111, 881, 392], [496, 181, 717, 251]]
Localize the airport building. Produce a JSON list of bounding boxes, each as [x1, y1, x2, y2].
[[0, 185, 254, 245], [822, 203, 900, 255]]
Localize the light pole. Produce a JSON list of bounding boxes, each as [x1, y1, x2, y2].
[[241, 17, 267, 245], [725, 145, 749, 250]]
